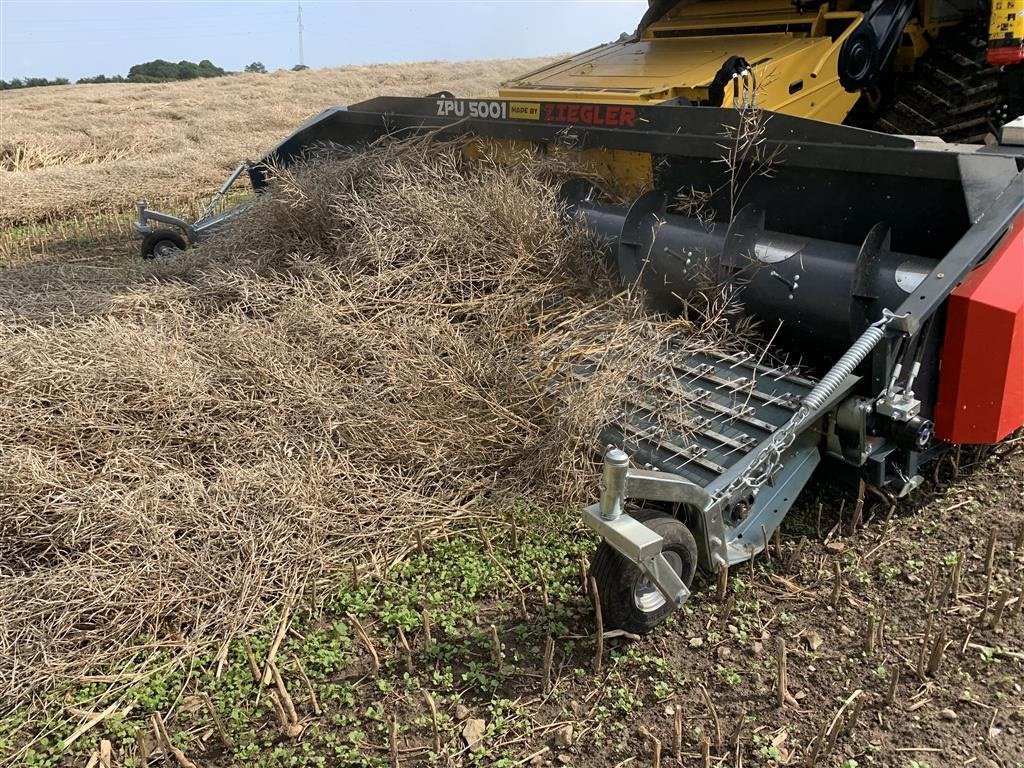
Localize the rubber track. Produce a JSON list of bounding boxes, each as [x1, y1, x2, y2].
[[870, 28, 1000, 143]]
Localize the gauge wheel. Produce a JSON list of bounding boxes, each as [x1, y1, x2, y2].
[[590, 509, 698, 634], [141, 229, 187, 260]]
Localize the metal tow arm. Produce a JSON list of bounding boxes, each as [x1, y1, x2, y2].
[[582, 448, 711, 607]]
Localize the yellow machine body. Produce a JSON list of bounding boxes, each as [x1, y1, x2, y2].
[[498, 0, 864, 195], [499, 0, 981, 121], [496, 0, 1010, 192], [988, 0, 1024, 62]]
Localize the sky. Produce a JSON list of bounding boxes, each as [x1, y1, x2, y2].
[[0, 0, 648, 81]]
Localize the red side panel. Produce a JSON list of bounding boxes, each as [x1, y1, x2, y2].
[[986, 46, 1024, 66], [935, 214, 1024, 444]]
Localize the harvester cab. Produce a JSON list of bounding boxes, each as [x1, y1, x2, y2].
[[131, 0, 1024, 634]]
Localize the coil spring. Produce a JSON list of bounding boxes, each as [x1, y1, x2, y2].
[[712, 318, 893, 503], [801, 323, 887, 414]]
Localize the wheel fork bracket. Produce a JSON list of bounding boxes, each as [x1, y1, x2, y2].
[[133, 161, 250, 245], [583, 504, 690, 607], [581, 447, 711, 607]]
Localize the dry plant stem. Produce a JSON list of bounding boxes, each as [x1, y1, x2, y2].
[[268, 659, 301, 726], [152, 713, 199, 768], [698, 684, 723, 750], [989, 591, 1009, 629], [721, 595, 735, 626], [490, 625, 503, 671], [590, 576, 604, 674], [389, 716, 399, 768], [292, 654, 322, 716], [701, 738, 711, 768], [849, 479, 865, 535], [135, 727, 150, 767], [847, 697, 864, 733], [824, 689, 863, 755], [99, 740, 112, 768], [717, 564, 730, 602], [201, 691, 234, 749], [60, 702, 122, 751], [926, 565, 940, 605], [348, 613, 380, 674], [982, 527, 997, 621], [952, 554, 963, 601], [542, 635, 555, 693], [520, 747, 551, 765], [261, 605, 292, 686], [918, 614, 934, 680], [476, 518, 494, 555], [787, 536, 807, 572], [805, 721, 827, 767], [966, 642, 1024, 661], [674, 704, 683, 760], [885, 665, 900, 708], [424, 691, 441, 754], [730, 706, 747, 758], [638, 725, 662, 768], [776, 636, 788, 708], [539, 566, 551, 607], [926, 626, 948, 676], [396, 627, 414, 675], [937, 569, 953, 609], [241, 638, 261, 683], [422, 609, 433, 652], [268, 691, 289, 730], [830, 562, 843, 608]]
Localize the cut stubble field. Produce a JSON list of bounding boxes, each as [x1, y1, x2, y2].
[[1, 59, 1022, 768], [0, 58, 558, 226]]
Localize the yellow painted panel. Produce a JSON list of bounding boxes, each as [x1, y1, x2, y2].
[[990, 0, 1024, 41]]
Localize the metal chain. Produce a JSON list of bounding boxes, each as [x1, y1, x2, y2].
[[711, 407, 804, 502]]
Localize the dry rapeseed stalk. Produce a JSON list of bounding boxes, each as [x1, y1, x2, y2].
[[0, 137, 746, 704]]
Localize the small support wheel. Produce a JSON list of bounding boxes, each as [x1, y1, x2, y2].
[[589, 509, 698, 634], [141, 230, 187, 260]]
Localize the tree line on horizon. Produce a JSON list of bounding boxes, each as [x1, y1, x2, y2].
[[0, 59, 307, 90]]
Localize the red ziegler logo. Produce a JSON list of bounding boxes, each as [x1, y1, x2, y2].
[[542, 103, 637, 128]]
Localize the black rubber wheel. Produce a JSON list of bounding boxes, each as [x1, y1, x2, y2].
[[141, 229, 187, 260], [590, 509, 698, 635]]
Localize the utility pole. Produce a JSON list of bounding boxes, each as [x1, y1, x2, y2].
[[297, 0, 305, 67]]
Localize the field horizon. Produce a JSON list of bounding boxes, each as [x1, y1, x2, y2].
[[1, 57, 560, 229]]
